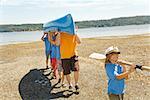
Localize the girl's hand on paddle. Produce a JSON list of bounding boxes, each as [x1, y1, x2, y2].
[[129, 64, 136, 73]]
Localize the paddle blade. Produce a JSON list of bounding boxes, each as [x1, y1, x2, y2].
[[89, 53, 106, 60]]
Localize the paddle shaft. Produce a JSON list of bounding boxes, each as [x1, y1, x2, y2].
[[141, 66, 150, 71], [117, 60, 150, 71], [89, 53, 150, 71]]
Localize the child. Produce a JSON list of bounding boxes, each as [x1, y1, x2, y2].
[[41, 32, 51, 69], [48, 30, 64, 85], [104, 46, 135, 100]]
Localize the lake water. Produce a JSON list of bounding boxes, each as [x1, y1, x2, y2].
[[0, 24, 150, 45]]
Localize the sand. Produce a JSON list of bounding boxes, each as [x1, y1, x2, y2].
[[0, 33, 150, 100]]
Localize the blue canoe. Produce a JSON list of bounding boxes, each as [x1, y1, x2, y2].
[[43, 14, 75, 35]]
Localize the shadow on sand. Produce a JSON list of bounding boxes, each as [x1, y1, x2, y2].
[[18, 68, 76, 100]]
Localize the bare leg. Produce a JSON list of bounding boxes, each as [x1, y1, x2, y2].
[[74, 61, 80, 91], [46, 56, 49, 68], [57, 60, 64, 82], [61, 72, 64, 84], [74, 71, 79, 85], [66, 74, 71, 85], [74, 62, 79, 85], [58, 71, 64, 84]]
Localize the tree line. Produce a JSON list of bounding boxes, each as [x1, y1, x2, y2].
[[0, 16, 150, 32]]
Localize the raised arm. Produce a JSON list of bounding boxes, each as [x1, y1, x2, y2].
[[55, 32, 60, 46], [41, 32, 46, 41], [48, 32, 55, 45], [48, 32, 60, 45], [75, 34, 81, 44], [119, 64, 128, 79], [115, 64, 135, 80]]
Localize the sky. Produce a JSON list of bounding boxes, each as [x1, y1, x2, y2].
[[0, 0, 150, 25]]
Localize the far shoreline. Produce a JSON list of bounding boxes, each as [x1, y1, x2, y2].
[[0, 24, 150, 33]]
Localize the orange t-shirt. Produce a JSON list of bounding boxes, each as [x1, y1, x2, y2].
[[60, 32, 77, 59]]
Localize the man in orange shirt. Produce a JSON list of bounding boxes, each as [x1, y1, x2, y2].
[[60, 32, 81, 92]]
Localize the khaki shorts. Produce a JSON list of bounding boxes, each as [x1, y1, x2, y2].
[[108, 94, 124, 100]]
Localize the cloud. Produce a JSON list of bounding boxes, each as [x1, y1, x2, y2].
[[0, 0, 118, 7], [0, 0, 24, 6], [1, 0, 149, 9], [0, 0, 149, 24]]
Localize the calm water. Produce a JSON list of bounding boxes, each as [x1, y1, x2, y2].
[[0, 24, 150, 45]]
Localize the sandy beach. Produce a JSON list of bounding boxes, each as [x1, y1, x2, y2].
[[0, 33, 150, 100]]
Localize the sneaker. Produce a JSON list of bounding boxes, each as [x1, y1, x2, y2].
[[75, 84, 80, 94], [75, 85, 79, 90], [58, 78, 61, 83], [52, 75, 56, 79], [46, 66, 49, 69], [68, 84, 73, 91], [61, 83, 66, 88]]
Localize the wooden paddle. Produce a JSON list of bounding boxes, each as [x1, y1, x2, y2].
[[89, 53, 150, 71]]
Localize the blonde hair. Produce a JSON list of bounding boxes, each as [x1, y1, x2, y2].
[[105, 54, 111, 67]]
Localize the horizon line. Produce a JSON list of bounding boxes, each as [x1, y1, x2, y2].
[[0, 15, 150, 25]]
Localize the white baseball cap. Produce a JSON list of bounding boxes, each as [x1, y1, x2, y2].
[[105, 46, 120, 55]]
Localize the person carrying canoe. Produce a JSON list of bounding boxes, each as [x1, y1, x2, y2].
[[41, 32, 51, 69], [48, 29, 64, 85], [60, 32, 81, 92]]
